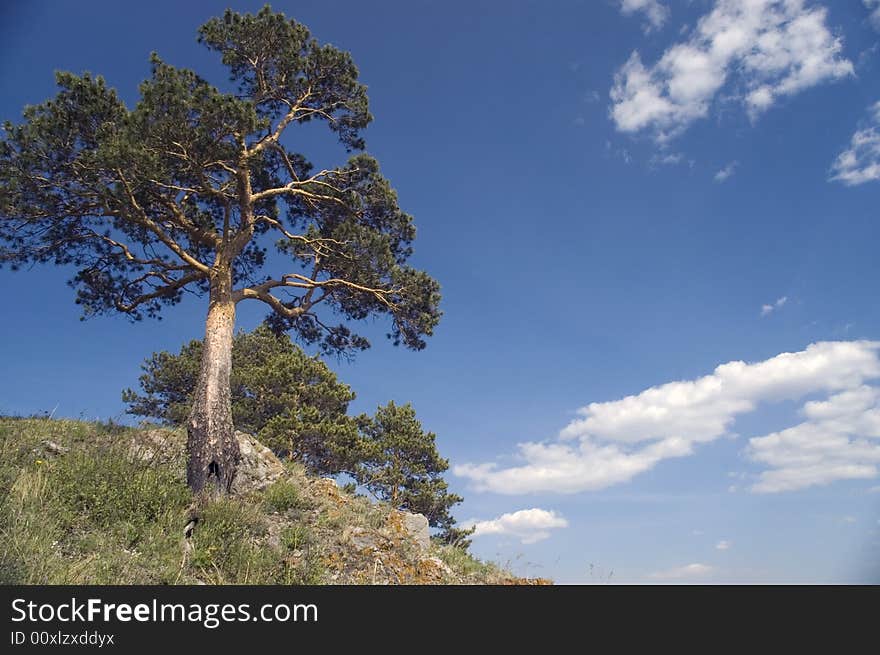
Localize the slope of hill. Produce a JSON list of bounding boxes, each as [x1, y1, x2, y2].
[[0, 416, 549, 585]]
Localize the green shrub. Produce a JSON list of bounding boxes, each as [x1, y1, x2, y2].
[[280, 524, 312, 551], [263, 480, 302, 514]]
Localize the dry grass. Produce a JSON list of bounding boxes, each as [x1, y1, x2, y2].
[[0, 416, 543, 585]]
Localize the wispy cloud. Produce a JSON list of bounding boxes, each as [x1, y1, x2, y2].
[[456, 341, 880, 494], [650, 151, 692, 167], [610, 0, 853, 141], [648, 563, 713, 580], [464, 508, 568, 544], [619, 0, 670, 33], [606, 140, 633, 164], [866, 1, 880, 31], [829, 101, 880, 186], [714, 161, 738, 182], [716, 540, 732, 550], [761, 296, 788, 316]]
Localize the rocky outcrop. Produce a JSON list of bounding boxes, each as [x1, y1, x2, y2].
[[230, 431, 285, 493], [127, 428, 284, 494], [399, 512, 431, 550], [119, 424, 550, 585]]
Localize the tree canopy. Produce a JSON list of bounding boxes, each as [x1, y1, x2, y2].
[[0, 4, 441, 354]]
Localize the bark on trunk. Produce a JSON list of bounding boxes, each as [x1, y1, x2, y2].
[[186, 269, 241, 495]]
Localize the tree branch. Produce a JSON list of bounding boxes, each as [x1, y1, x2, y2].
[[85, 230, 191, 270], [233, 273, 399, 309], [247, 87, 312, 156], [114, 169, 211, 273], [249, 168, 352, 204], [114, 270, 206, 312]]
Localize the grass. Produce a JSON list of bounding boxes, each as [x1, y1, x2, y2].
[[0, 416, 528, 585], [0, 417, 331, 585], [435, 544, 508, 580], [262, 479, 303, 513], [0, 417, 189, 584]]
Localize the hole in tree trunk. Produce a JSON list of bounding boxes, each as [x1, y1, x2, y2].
[[206, 460, 223, 495]]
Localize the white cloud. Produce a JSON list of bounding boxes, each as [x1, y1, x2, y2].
[[714, 161, 738, 182], [620, 0, 670, 33], [829, 101, 880, 186], [748, 385, 880, 492], [455, 341, 880, 494], [866, 1, 880, 30], [650, 151, 686, 166], [716, 540, 731, 550], [761, 295, 788, 316], [842, 515, 857, 524], [610, 0, 853, 141], [464, 508, 568, 544], [648, 563, 713, 580]]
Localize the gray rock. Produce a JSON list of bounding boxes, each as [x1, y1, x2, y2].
[[344, 526, 384, 552], [401, 512, 431, 550], [230, 431, 285, 494], [41, 440, 68, 456], [127, 429, 179, 464], [126, 429, 284, 493], [418, 556, 454, 577]]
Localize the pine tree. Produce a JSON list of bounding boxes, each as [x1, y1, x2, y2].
[[356, 402, 465, 542], [1, 6, 440, 494]]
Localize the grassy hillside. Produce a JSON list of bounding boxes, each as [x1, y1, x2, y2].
[[0, 416, 547, 585]]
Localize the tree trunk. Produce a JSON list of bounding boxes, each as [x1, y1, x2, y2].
[[186, 268, 240, 495]]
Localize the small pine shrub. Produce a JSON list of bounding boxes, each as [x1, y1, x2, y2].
[[263, 480, 302, 513]]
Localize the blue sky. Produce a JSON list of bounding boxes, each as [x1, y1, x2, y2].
[[2, 0, 880, 583]]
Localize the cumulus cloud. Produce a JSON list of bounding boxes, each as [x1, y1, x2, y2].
[[747, 385, 880, 492], [761, 296, 788, 316], [455, 341, 880, 494], [620, 0, 670, 33], [648, 563, 714, 580], [464, 508, 568, 544], [829, 101, 880, 186], [714, 161, 738, 182], [716, 540, 731, 550], [610, 0, 853, 141]]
